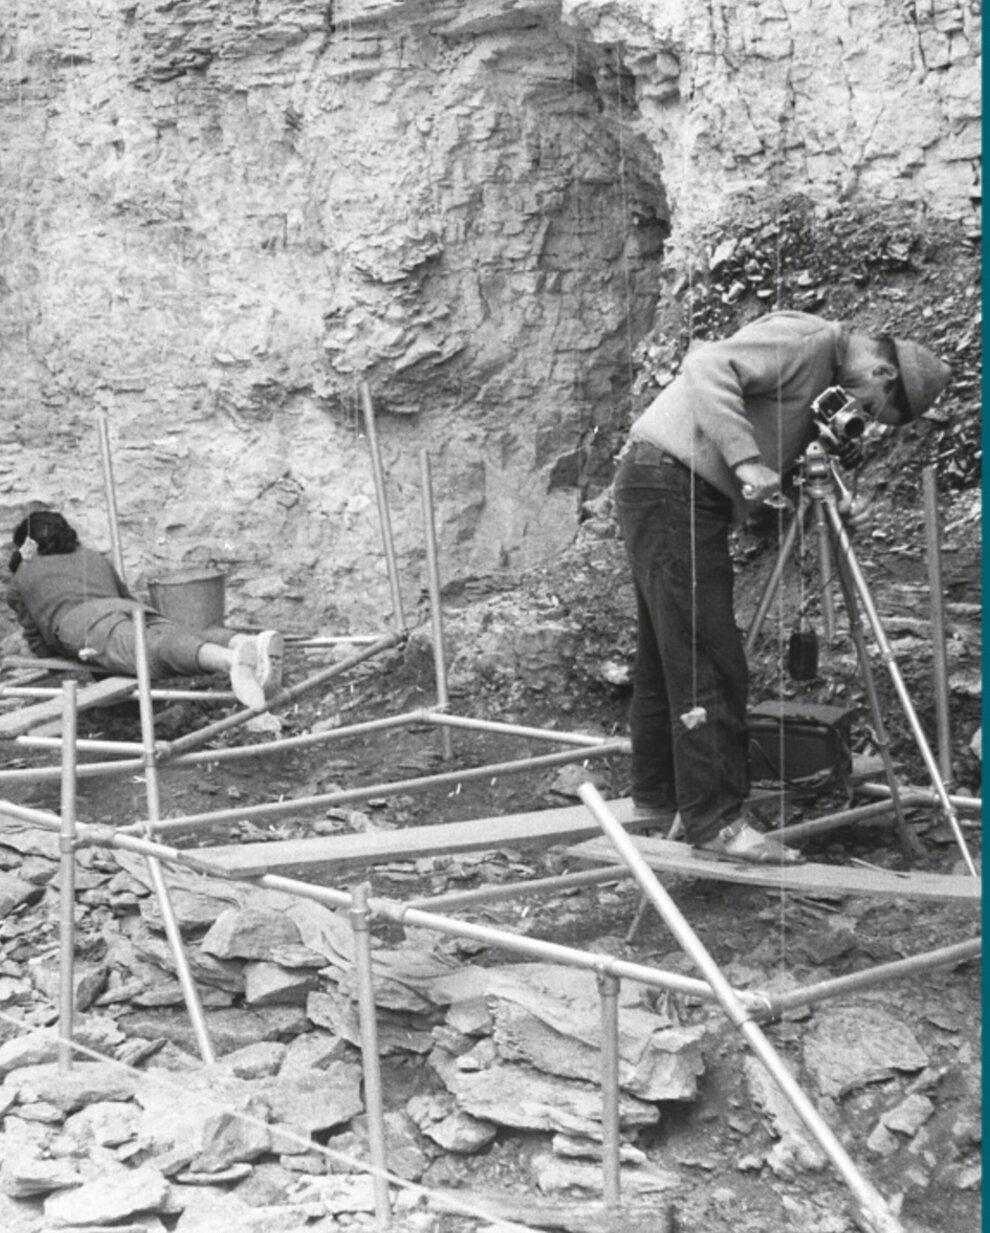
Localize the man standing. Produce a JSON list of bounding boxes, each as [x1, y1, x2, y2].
[[613, 311, 951, 865]]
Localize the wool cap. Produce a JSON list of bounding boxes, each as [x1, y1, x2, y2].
[[892, 337, 952, 420]]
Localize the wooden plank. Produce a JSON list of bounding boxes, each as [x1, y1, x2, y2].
[[198, 798, 673, 879], [2, 655, 103, 672], [566, 835, 981, 906], [0, 677, 137, 737]]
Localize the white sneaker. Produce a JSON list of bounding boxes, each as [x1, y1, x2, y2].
[[254, 631, 284, 698], [230, 640, 265, 710]]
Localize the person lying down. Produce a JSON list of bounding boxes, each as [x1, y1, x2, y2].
[[6, 509, 282, 711]]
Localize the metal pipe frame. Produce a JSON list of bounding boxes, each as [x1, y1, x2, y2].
[[9, 791, 977, 1228], [3, 707, 623, 782], [121, 738, 631, 837], [160, 630, 408, 760], [578, 784, 908, 1233], [132, 610, 216, 1064], [7, 797, 977, 1024]]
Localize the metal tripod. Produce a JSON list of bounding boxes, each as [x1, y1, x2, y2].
[[745, 441, 977, 877]]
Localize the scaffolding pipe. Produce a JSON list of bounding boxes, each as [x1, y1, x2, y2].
[[425, 710, 623, 748], [19, 736, 147, 756], [419, 449, 452, 761], [57, 682, 78, 1073], [9, 800, 974, 1049], [4, 686, 235, 704], [855, 782, 981, 816], [127, 739, 631, 836], [776, 800, 895, 843], [161, 631, 407, 759], [8, 706, 621, 782], [760, 938, 981, 1018], [578, 783, 907, 1233], [255, 872, 767, 1012], [360, 381, 406, 631], [21, 710, 422, 780], [406, 865, 632, 911], [0, 757, 146, 785], [287, 636, 382, 646], [0, 797, 767, 1012], [598, 971, 621, 1210], [132, 611, 216, 1064], [822, 500, 977, 877], [96, 411, 126, 580], [922, 467, 955, 789], [349, 883, 392, 1227]]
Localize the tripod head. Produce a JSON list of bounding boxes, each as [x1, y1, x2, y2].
[[795, 439, 855, 511]]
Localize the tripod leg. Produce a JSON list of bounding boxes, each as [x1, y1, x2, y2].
[[828, 524, 924, 863], [810, 491, 837, 643], [822, 498, 978, 877], [744, 498, 805, 656]]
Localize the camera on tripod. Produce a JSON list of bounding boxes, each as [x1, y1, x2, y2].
[[811, 386, 868, 450]]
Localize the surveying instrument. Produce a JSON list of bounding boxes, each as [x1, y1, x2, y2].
[[744, 387, 977, 878]]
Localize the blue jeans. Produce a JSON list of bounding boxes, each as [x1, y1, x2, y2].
[[614, 440, 749, 844]]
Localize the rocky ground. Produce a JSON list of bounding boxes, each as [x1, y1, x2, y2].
[[0, 484, 981, 1233], [0, 206, 981, 1233]]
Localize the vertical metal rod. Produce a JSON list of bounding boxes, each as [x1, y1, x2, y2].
[[96, 411, 126, 580], [578, 784, 908, 1233], [360, 381, 406, 631], [58, 681, 78, 1073], [597, 970, 622, 1210], [921, 467, 955, 789], [349, 882, 392, 1228], [821, 499, 976, 877], [419, 449, 452, 760], [132, 609, 216, 1062]]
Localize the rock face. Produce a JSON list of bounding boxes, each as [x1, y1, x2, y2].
[[0, 0, 979, 631]]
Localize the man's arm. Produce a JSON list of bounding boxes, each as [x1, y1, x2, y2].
[[6, 584, 57, 657]]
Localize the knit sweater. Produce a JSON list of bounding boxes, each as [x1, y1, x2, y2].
[[629, 311, 846, 521], [7, 547, 138, 657]]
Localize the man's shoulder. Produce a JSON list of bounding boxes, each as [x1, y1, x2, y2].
[[737, 310, 839, 339]]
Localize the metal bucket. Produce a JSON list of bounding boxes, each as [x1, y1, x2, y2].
[[148, 570, 226, 630]]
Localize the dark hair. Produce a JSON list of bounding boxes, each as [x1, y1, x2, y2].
[[9, 510, 80, 573]]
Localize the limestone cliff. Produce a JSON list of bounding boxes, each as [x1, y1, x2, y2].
[[0, 0, 979, 632]]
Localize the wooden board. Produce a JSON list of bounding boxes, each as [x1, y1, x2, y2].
[[2, 655, 106, 673], [566, 835, 981, 906], [198, 797, 674, 879], [0, 677, 136, 737]]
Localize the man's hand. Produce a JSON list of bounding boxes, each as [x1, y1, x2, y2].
[[840, 492, 874, 532], [835, 437, 865, 470], [735, 460, 783, 506]]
